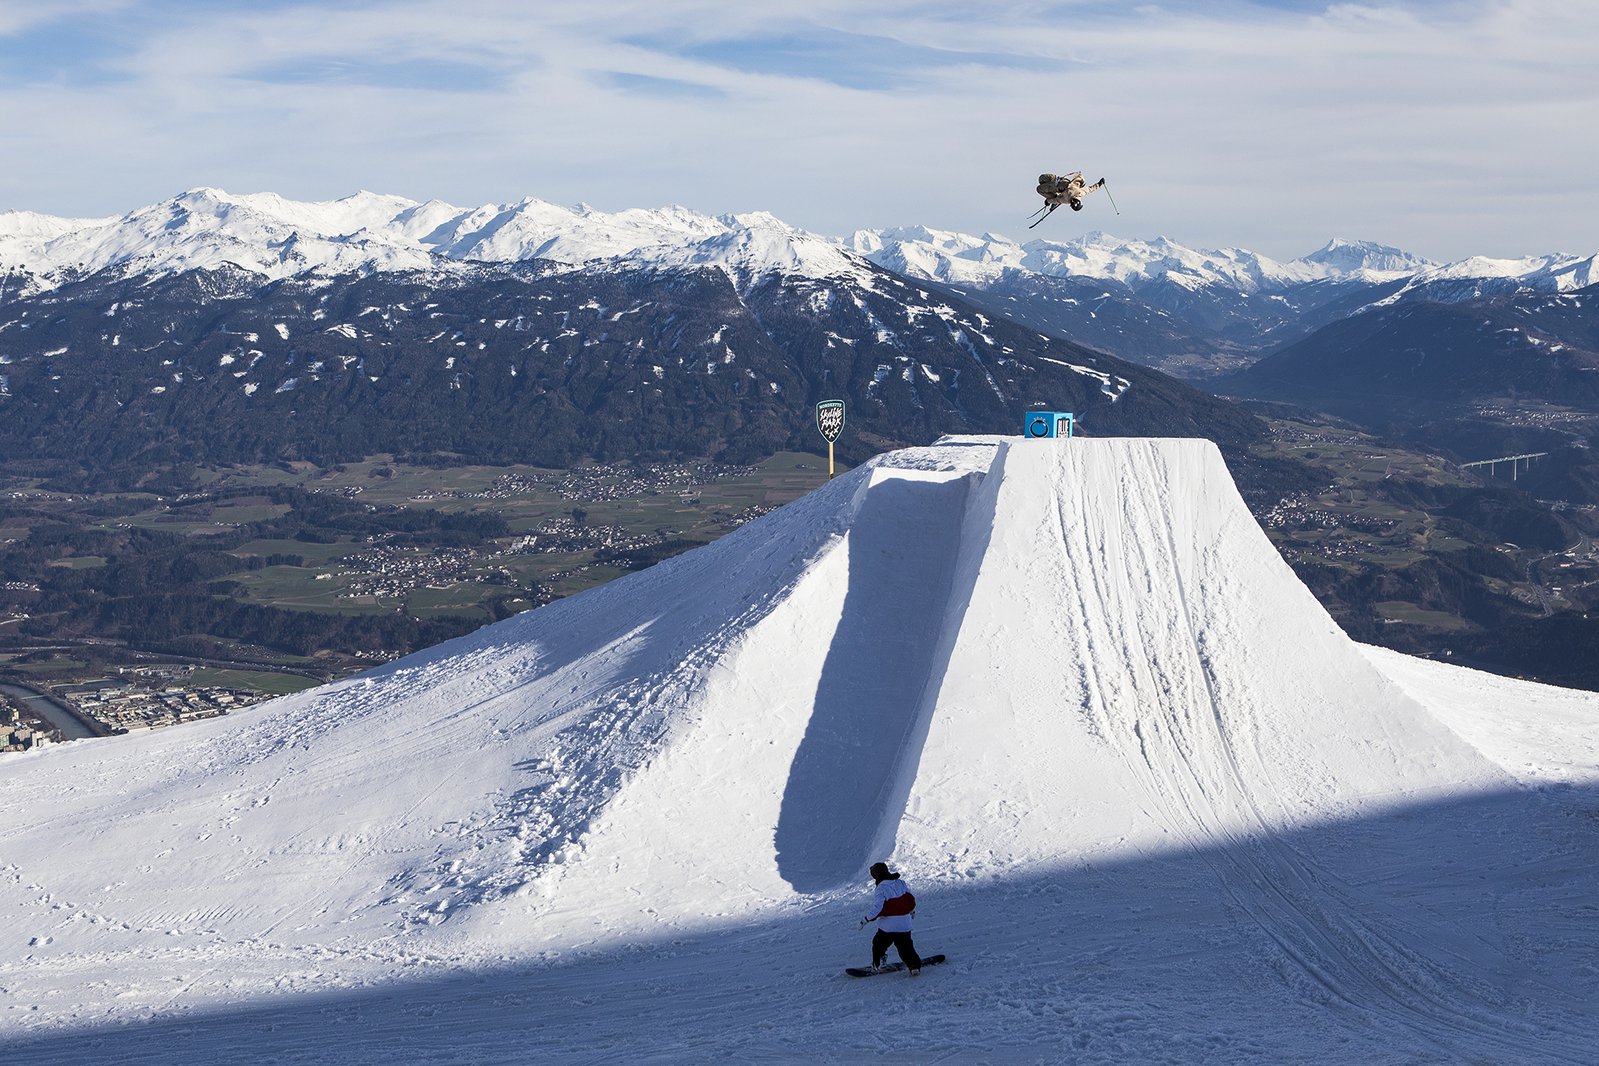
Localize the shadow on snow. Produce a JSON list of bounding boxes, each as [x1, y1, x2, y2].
[[8, 784, 1599, 1065], [775, 472, 978, 892]]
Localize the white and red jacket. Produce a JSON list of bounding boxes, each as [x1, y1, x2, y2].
[[865, 878, 916, 933]]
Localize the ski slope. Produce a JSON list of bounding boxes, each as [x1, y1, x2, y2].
[[3, 437, 1597, 1064]]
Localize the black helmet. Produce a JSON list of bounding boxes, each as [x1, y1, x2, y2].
[[869, 861, 894, 881]]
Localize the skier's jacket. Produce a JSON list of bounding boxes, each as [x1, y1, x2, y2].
[[865, 877, 916, 934]]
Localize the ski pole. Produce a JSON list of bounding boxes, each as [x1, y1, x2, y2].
[[1102, 182, 1120, 215]]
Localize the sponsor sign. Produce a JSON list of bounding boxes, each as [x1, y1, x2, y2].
[[1024, 411, 1075, 439], [816, 400, 846, 444]]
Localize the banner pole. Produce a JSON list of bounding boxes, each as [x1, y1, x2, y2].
[[829, 441, 835, 479]]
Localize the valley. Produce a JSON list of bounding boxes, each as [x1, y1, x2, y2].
[[1242, 411, 1599, 686], [0, 451, 837, 711], [7, 418, 1599, 726]]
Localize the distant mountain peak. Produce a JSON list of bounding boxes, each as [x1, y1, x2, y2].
[[1300, 237, 1433, 273]]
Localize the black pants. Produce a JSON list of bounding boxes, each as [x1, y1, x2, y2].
[[871, 929, 921, 970]]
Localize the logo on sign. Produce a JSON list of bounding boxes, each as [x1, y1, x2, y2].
[[816, 400, 846, 444], [1024, 411, 1074, 439]]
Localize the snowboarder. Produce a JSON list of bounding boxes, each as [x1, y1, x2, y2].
[[860, 861, 922, 975]]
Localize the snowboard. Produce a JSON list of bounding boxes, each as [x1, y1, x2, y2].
[[846, 954, 945, 977]]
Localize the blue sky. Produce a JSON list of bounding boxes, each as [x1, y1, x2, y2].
[[0, 0, 1594, 261]]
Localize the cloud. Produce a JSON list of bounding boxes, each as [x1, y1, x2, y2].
[[243, 56, 507, 93], [623, 26, 1060, 92], [0, 0, 132, 37], [0, 1, 1594, 262], [602, 71, 728, 100], [0, 2, 139, 87]]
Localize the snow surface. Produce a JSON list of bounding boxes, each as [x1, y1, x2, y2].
[[2, 437, 1598, 1064]]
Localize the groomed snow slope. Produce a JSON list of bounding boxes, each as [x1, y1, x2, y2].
[[3, 438, 1598, 1064]]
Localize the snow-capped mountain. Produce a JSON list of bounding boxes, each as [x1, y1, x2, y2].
[[851, 227, 1599, 379], [644, 209, 873, 291], [3, 436, 1596, 1062], [1371, 251, 1599, 306], [4, 186, 1596, 458], [0, 188, 438, 287], [4, 187, 1590, 304], [0, 206, 1263, 480], [7, 188, 1596, 388], [849, 228, 1589, 302], [0, 188, 870, 297], [1224, 277, 1599, 419], [847, 228, 1432, 291], [1299, 237, 1435, 274]]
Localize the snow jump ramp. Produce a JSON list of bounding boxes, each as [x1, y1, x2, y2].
[[3, 436, 1598, 1063], [785, 435, 1493, 890]]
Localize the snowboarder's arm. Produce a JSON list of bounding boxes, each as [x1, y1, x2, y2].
[[862, 883, 889, 923]]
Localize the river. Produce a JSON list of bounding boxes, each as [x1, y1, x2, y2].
[[0, 680, 108, 741]]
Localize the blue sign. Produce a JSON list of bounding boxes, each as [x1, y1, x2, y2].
[[1023, 411, 1074, 439]]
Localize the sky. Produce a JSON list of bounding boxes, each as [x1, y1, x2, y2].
[[0, 0, 1594, 262]]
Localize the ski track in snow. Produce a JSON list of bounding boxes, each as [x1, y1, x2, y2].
[[3, 437, 1598, 1064]]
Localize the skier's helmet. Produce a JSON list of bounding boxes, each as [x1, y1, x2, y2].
[[869, 861, 892, 881], [1070, 200, 1084, 211]]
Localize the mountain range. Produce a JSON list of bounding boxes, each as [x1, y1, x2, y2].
[[8, 189, 1594, 303], [1220, 282, 1599, 421], [6, 188, 1595, 388], [3, 190, 1597, 537], [1, 189, 1276, 485]]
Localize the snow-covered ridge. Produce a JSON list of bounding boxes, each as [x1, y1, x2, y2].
[[1369, 250, 1599, 306], [4, 188, 1594, 303], [0, 187, 875, 296], [847, 230, 1595, 298], [846, 229, 1437, 290]]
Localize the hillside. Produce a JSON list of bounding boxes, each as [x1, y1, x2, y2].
[[0, 257, 1263, 483], [3, 437, 1596, 1063], [1218, 285, 1599, 529], [1223, 285, 1599, 417]]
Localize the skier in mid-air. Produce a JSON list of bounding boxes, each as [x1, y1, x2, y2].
[[860, 861, 922, 975], [1030, 170, 1117, 229]]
